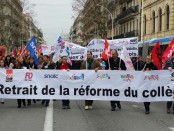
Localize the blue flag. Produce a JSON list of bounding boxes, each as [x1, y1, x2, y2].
[[26, 36, 39, 65]]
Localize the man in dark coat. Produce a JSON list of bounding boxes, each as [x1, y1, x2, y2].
[[163, 52, 174, 114], [41, 55, 55, 106], [142, 55, 157, 114], [106, 50, 127, 111]]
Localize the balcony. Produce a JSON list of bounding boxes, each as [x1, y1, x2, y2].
[[107, 19, 112, 26], [125, 30, 139, 37], [108, 30, 139, 39], [119, 0, 132, 4], [116, 5, 139, 23]]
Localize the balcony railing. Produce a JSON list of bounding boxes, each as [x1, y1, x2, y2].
[[108, 30, 139, 39], [116, 5, 139, 22], [119, 0, 132, 4], [107, 19, 112, 26], [125, 30, 139, 37]]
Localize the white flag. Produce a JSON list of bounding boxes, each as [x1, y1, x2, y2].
[[120, 45, 135, 70], [52, 35, 62, 63]]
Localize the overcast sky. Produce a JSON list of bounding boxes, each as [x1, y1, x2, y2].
[[30, 0, 74, 45]]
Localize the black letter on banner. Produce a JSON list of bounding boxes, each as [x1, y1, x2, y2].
[[5, 87, 11, 94], [113, 89, 120, 96], [166, 86, 172, 97], [0, 84, 4, 94], [42, 85, 49, 95], [142, 90, 149, 98], [49, 88, 55, 95], [103, 89, 112, 96], [124, 87, 131, 97], [79, 87, 85, 96]]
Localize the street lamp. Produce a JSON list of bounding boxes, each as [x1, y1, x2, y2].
[[97, 4, 114, 40]]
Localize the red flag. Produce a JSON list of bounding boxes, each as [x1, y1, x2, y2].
[[37, 46, 42, 55], [1, 48, 5, 57], [13, 48, 17, 57], [17, 44, 23, 56], [162, 38, 174, 63], [151, 41, 162, 70], [24, 48, 29, 56], [101, 37, 111, 60]]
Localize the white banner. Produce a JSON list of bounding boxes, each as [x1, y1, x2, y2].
[[87, 37, 138, 59], [41, 45, 55, 55], [1, 69, 174, 102], [60, 42, 86, 60], [41, 43, 86, 60]]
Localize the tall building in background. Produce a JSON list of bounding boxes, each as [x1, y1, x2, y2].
[[142, 0, 174, 41], [0, 0, 23, 51], [71, 0, 174, 48], [107, 0, 140, 40], [0, 0, 44, 54]]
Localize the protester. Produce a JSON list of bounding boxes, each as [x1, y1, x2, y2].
[[14, 56, 27, 108], [106, 50, 126, 111], [26, 57, 37, 105], [56, 56, 71, 109], [41, 55, 55, 106], [4, 55, 13, 68], [133, 55, 145, 70], [81, 51, 100, 110], [142, 55, 157, 114], [38, 56, 44, 69], [163, 52, 174, 114], [71, 60, 82, 70]]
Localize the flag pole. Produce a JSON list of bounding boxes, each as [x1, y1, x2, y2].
[[107, 55, 111, 69], [119, 48, 122, 69], [18, 45, 27, 58]]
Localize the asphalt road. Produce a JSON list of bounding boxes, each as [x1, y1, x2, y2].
[[0, 100, 173, 131]]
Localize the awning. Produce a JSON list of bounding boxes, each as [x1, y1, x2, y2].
[[149, 36, 174, 44]]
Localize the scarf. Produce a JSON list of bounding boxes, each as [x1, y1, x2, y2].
[[87, 59, 94, 70]]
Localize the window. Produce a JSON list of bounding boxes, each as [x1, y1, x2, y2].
[[152, 11, 155, 33], [166, 5, 170, 30], [133, 20, 135, 31], [159, 8, 162, 31], [124, 24, 126, 33], [144, 15, 146, 35]]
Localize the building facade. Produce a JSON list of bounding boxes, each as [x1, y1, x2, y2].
[[142, 0, 174, 41], [107, 0, 140, 40], [0, 0, 23, 50], [73, 0, 108, 46], [0, 0, 44, 54], [70, 13, 84, 46], [72, 0, 174, 50]]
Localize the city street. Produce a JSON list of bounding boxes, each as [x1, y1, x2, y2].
[[0, 100, 173, 131]]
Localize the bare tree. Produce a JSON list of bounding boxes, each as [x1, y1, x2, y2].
[[72, 0, 87, 18], [20, 0, 37, 24]]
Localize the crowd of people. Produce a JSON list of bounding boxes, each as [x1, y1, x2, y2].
[[0, 50, 174, 115]]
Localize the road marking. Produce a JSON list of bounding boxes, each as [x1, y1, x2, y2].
[[169, 127, 174, 131], [43, 100, 53, 131]]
